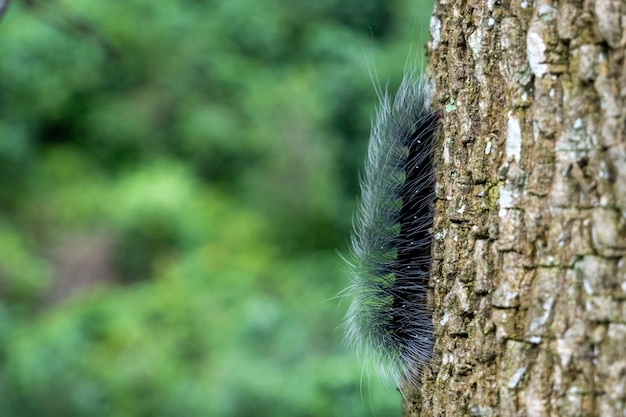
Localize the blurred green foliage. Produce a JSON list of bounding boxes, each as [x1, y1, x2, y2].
[[0, 0, 433, 415]]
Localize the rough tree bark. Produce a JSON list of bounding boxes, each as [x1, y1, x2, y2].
[[405, 0, 626, 416]]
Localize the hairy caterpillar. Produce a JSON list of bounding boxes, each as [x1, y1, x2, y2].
[[344, 68, 439, 393]]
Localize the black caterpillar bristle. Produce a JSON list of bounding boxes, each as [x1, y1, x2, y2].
[[344, 70, 439, 392]]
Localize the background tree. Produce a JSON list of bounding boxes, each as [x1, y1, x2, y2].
[[406, 0, 626, 416], [0, 0, 436, 416]]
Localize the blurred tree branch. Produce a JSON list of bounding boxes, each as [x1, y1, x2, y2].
[[3, 0, 120, 60], [0, 0, 10, 21]]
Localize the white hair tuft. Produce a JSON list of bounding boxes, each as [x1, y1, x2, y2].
[[343, 67, 439, 393]]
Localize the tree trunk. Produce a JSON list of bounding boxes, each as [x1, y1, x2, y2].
[[406, 0, 626, 416]]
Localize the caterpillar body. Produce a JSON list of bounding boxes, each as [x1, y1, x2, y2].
[[344, 69, 439, 393]]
